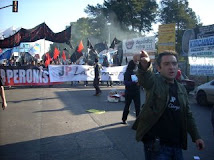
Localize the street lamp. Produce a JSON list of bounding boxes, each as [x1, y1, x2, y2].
[[107, 23, 111, 47]]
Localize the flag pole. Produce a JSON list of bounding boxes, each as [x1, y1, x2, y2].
[[44, 39, 45, 62], [44, 22, 46, 62], [75, 44, 78, 64]]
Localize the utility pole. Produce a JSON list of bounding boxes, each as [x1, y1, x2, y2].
[[107, 23, 111, 47]]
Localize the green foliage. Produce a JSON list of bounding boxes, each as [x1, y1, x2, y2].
[[137, 0, 158, 33], [50, 17, 102, 57], [85, 0, 158, 34], [70, 18, 91, 48], [159, 0, 199, 28]]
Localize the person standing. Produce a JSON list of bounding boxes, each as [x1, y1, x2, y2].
[[122, 60, 140, 124], [0, 77, 7, 110], [132, 50, 204, 160], [102, 56, 113, 87], [93, 58, 101, 96]]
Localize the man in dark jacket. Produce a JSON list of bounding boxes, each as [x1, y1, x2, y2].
[[132, 50, 204, 160], [93, 58, 101, 96], [122, 60, 140, 124]]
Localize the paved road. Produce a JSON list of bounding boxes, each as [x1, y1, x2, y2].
[[0, 83, 213, 160]]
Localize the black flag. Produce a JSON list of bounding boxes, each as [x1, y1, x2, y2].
[[87, 38, 94, 49], [110, 37, 121, 49]]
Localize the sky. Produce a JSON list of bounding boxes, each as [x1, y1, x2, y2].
[[0, 0, 213, 34]]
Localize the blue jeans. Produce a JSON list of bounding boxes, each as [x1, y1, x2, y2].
[[144, 142, 184, 160]]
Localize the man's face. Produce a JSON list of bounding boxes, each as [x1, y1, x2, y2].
[[157, 55, 178, 83]]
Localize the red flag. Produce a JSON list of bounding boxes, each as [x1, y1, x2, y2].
[[77, 40, 84, 53], [53, 47, 60, 60], [62, 50, 66, 60], [45, 53, 51, 67]]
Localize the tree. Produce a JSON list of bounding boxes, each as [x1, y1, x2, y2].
[[70, 18, 90, 49], [159, 0, 201, 53], [85, 0, 158, 35], [130, 0, 158, 33], [69, 17, 109, 51]]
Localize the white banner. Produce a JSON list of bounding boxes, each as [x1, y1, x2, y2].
[[19, 39, 53, 60], [122, 36, 156, 55], [49, 65, 127, 82], [188, 36, 214, 76], [99, 48, 117, 64]]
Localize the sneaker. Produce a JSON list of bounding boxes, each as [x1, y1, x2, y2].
[[121, 121, 127, 124], [96, 92, 101, 96]]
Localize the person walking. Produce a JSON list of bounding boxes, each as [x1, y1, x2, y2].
[[122, 60, 140, 124], [93, 58, 101, 96], [132, 50, 204, 160]]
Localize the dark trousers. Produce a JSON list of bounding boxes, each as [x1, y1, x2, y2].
[[122, 91, 140, 121], [93, 78, 101, 94], [84, 81, 88, 85], [107, 81, 113, 86]]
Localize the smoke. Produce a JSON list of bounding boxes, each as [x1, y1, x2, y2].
[[98, 11, 144, 46], [72, 9, 157, 49]]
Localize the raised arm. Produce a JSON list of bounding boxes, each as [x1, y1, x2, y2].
[[133, 50, 151, 70]]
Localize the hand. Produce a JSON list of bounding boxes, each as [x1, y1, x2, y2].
[[195, 139, 205, 150], [133, 50, 150, 70], [2, 102, 7, 110]]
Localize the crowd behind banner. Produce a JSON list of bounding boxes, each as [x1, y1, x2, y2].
[[0, 64, 126, 86]]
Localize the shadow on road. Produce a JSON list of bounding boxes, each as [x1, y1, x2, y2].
[[0, 121, 143, 160]]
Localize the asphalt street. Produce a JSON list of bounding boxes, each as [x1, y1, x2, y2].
[[0, 83, 213, 160]]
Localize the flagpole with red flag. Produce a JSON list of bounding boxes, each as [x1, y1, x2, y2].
[[53, 47, 60, 60], [62, 50, 66, 61], [77, 40, 84, 53], [45, 52, 51, 67]]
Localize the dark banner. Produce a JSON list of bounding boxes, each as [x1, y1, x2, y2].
[[0, 66, 61, 86], [0, 23, 71, 48]]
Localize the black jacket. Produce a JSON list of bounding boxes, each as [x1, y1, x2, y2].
[[124, 70, 139, 94]]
